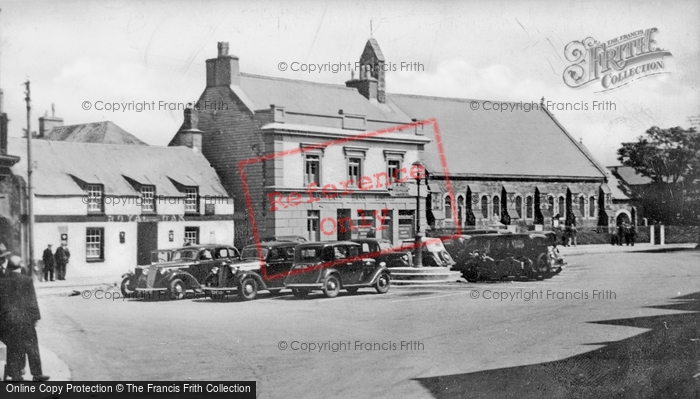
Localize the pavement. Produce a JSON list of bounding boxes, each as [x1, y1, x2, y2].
[[3, 241, 693, 383], [557, 242, 696, 256]]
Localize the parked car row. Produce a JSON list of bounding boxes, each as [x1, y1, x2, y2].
[[120, 238, 397, 301], [119, 231, 566, 301]]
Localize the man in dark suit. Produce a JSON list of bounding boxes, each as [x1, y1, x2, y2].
[[0, 256, 50, 381], [54, 242, 70, 281], [42, 244, 55, 282]]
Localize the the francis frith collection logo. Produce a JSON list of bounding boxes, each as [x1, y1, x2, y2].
[[563, 28, 672, 93]]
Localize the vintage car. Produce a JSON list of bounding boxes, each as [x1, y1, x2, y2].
[[202, 241, 298, 301], [440, 231, 511, 264], [284, 241, 391, 298], [453, 233, 565, 282], [120, 244, 241, 299], [351, 238, 413, 268], [400, 237, 456, 267]]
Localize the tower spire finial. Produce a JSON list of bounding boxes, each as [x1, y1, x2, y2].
[[370, 19, 373, 38]]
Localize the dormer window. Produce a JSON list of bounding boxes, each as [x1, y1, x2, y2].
[[87, 184, 103, 214], [185, 187, 199, 214], [141, 185, 156, 213]]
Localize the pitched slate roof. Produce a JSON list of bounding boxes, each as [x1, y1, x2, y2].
[[8, 139, 228, 197], [610, 165, 653, 186], [606, 171, 630, 200], [237, 73, 412, 123], [43, 121, 147, 145], [389, 94, 607, 179]]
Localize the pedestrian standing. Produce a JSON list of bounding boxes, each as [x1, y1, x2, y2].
[[571, 223, 578, 247], [0, 243, 10, 277], [42, 244, 55, 282], [565, 223, 573, 247], [617, 224, 624, 246], [624, 223, 631, 246], [629, 224, 636, 246], [54, 242, 71, 281], [0, 256, 50, 381]]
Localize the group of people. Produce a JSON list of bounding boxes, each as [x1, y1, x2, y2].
[[611, 223, 636, 246], [41, 242, 71, 282], [0, 243, 49, 381]]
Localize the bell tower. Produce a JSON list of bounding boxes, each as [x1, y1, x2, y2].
[[345, 39, 387, 104]]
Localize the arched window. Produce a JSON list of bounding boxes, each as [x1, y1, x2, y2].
[[493, 195, 500, 217], [526, 196, 533, 219], [548, 196, 554, 214], [558, 196, 565, 217], [457, 195, 464, 226], [515, 196, 522, 218], [481, 196, 488, 218], [579, 196, 586, 219], [589, 196, 595, 218], [444, 195, 452, 220]]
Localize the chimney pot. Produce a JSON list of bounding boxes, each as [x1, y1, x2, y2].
[[207, 42, 240, 87], [218, 42, 229, 57]]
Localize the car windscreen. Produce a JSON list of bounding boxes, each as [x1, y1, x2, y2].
[[296, 246, 323, 262], [241, 247, 269, 260], [171, 249, 199, 262], [150, 250, 172, 263]]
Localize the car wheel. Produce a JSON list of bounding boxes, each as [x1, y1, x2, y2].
[[536, 253, 551, 274], [374, 272, 390, 294], [292, 288, 309, 299], [268, 288, 282, 296], [237, 277, 258, 301], [322, 275, 341, 298], [346, 287, 360, 294], [168, 278, 186, 300], [120, 277, 135, 297], [463, 265, 481, 282]]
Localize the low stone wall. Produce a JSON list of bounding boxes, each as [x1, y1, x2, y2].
[[665, 225, 700, 244]]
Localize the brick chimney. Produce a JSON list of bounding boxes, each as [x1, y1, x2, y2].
[[173, 108, 203, 151], [346, 39, 386, 103], [206, 41, 240, 87], [39, 103, 64, 138]]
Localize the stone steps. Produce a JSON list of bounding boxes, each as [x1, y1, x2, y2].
[[389, 267, 462, 285]]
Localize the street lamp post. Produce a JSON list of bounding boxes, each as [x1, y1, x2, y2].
[[412, 161, 423, 268]]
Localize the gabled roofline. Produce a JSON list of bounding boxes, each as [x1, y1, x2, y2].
[[539, 106, 610, 179]]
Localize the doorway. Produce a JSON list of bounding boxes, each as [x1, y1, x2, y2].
[[137, 222, 158, 265]]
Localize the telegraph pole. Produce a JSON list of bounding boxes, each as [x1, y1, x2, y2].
[[25, 80, 35, 277]]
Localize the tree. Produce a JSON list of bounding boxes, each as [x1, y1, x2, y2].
[[617, 126, 700, 224]]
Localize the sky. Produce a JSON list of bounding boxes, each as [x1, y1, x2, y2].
[[1, 0, 698, 165]]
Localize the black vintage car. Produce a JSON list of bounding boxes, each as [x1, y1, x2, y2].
[[284, 241, 391, 298], [120, 244, 240, 299], [351, 238, 412, 268], [453, 233, 565, 282], [202, 241, 298, 301]]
